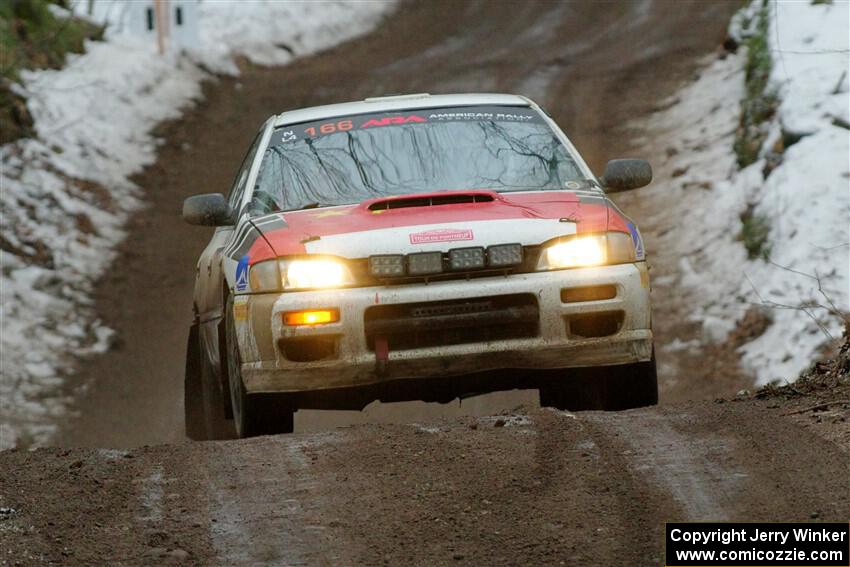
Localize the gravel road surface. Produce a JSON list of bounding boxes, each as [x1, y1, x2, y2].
[[3, 398, 848, 565]]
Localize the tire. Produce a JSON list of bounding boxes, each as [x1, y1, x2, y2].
[[184, 324, 206, 441], [218, 316, 234, 420], [604, 351, 658, 410], [225, 295, 295, 438], [539, 349, 658, 411], [538, 368, 608, 411], [199, 327, 233, 440]]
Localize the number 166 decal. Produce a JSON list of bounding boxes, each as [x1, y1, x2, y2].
[[304, 120, 353, 137]]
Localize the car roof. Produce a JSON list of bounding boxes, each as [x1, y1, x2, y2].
[[272, 93, 534, 127]]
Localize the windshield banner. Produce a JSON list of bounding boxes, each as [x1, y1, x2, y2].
[[270, 105, 544, 145]]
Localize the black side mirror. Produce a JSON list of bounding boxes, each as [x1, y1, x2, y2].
[[599, 159, 652, 192], [182, 193, 234, 226]]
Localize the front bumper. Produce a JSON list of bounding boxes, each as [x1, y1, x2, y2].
[[233, 262, 652, 394]]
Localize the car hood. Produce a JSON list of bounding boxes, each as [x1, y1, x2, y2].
[[247, 190, 626, 263]]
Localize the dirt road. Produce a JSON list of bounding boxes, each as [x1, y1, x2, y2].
[[54, 0, 743, 448], [3, 397, 848, 566]]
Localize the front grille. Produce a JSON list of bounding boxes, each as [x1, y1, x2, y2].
[[364, 294, 539, 351]]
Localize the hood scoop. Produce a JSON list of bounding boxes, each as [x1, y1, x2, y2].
[[366, 191, 496, 211]]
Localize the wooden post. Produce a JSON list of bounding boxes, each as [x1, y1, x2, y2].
[[153, 0, 169, 55]]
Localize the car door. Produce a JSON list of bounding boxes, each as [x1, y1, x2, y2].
[[195, 129, 265, 374]]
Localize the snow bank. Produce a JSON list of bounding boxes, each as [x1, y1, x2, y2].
[[640, 0, 849, 386], [0, 0, 394, 449]]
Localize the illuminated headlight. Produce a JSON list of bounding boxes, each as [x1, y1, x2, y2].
[[285, 258, 355, 290], [537, 233, 635, 271], [544, 236, 606, 268], [247, 257, 356, 291]]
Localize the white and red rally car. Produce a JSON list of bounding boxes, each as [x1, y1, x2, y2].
[[183, 93, 656, 439]]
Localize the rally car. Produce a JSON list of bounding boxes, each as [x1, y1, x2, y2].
[[183, 93, 656, 439]]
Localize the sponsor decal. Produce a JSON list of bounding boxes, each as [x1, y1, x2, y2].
[[281, 130, 296, 142], [627, 222, 645, 260], [361, 115, 426, 128], [428, 111, 535, 122], [235, 255, 249, 291], [409, 228, 474, 245]]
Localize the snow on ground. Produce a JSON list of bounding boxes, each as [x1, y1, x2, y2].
[[638, 0, 849, 386], [0, 1, 394, 450]]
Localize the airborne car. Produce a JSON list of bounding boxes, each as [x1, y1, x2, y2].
[[183, 93, 656, 439]]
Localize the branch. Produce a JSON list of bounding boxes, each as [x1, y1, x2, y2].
[[743, 273, 835, 340], [782, 399, 850, 416]]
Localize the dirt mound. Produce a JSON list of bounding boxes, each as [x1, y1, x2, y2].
[[754, 321, 850, 449], [794, 331, 850, 394], [759, 322, 850, 398]]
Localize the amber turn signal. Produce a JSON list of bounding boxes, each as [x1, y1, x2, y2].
[[283, 309, 339, 326]]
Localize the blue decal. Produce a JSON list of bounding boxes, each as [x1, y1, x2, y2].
[[627, 222, 644, 260], [235, 255, 249, 291]]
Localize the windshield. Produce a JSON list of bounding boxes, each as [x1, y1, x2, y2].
[[250, 105, 588, 214]]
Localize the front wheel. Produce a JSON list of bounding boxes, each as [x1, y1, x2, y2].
[[604, 352, 658, 410], [538, 369, 607, 411], [225, 296, 295, 438], [184, 324, 206, 441]]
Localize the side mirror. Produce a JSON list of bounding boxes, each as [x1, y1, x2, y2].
[[599, 159, 652, 192], [182, 193, 234, 226]]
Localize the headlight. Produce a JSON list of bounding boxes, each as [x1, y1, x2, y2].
[[537, 232, 636, 271], [247, 257, 355, 292], [248, 259, 281, 292], [544, 236, 606, 268], [285, 258, 355, 290]]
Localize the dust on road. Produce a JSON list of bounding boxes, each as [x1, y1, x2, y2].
[[53, 0, 742, 448]]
